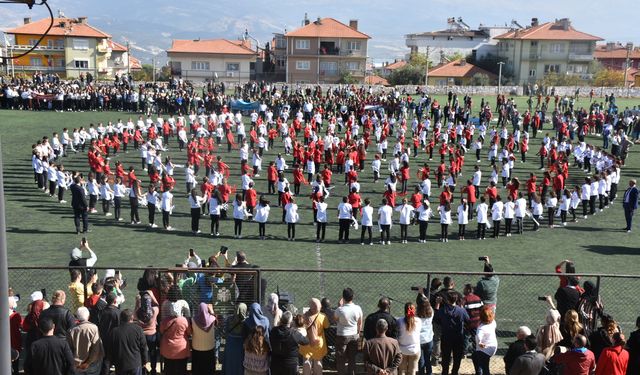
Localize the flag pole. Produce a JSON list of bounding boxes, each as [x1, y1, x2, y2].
[[0, 138, 12, 373]]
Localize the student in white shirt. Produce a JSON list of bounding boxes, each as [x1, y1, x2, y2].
[[514, 193, 528, 234], [188, 188, 206, 234], [457, 199, 469, 240], [378, 198, 393, 245], [56, 165, 69, 203], [395, 198, 415, 243], [570, 186, 581, 223], [476, 197, 489, 240], [254, 196, 271, 240], [86, 172, 99, 213], [531, 194, 544, 231], [161, 187, 174, 230], [185, 163, 197, 194], [546, 191, 558, 228], [113, 176, 128, 222], [416, 200, 432, 243], [503, 196, 515, 236], [581, 177, 591, 219], [208, 191, 222, 236], [491, 196, 504, 238], [360, 198, 374, 245], [232, 194, 248, 239], [47, 163, 58, 197], [371, 155, 381, 183], [439, 202, 452, 242], [146, 184, 159, 228], [315, 195, 328, 243], [284, 197, 299, 241], [337, 197, 353, 243], [559, 189, 571, 227]]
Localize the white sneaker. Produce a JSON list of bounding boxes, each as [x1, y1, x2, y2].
[[166, 226, 174, 231], [90, 209, 98, 213], [105, 213, 113, 217], [59, 200, 67, 204], [151, 224, 158, 228], [118, 218, 124, 221]]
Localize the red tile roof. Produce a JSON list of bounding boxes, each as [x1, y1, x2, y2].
[[428, 59, 497, 79], [365, 75, 389, 85], [108, 40, 127, 52], [495, 20, 602, 41], [385, 60, 407, 70], [7, 17, 110, 38], [594, 45, 640, 59], [166, 39, 257, 55], [285, 18, 370, 39], [129, 56, 142, 70]]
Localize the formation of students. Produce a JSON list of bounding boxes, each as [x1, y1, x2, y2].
[[28, 83, 634, 244]]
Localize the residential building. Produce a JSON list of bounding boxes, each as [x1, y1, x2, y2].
[[427, 59, 497, 86], [166, 38, 258, 82], [364, 75, 389, 85], [379, 60, 407, 77], [270, 33, 287, 78], [594, 42, 640, 71], [107, 40, 141, 77], [495, 18, 603, 84], [405, 18, 513, 65], [6, 16, 116, 78], [285, 16, 370, 83]]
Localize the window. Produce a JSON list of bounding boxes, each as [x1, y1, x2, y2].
[[74, 60, 89, 69], [191, 61, 210, 70], [320, 61, 338, 75], [345, 61, 360, 71], [347, 41, 361, 51], [30, 57, 42, 66], [529, 69, 536, 77], [568, 64, 587, 73], [549, 43, 565, 54], [28, 39, 39, 46], [275, 36, 286, 49], [296, 60, 310, 70], [295, 39, 310, 49], [544, 64, 560, 73], [48, 39, 64, 49], [531, 41, 538, 47], [54, 58, 65, 67], [276, 56, 286, 68], [72, 38, 89, 50], [226, 63, 240, 71]]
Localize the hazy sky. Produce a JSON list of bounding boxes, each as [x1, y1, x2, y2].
[[1, 0, 638, 64]]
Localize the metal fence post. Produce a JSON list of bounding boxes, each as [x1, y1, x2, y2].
[[595, 275, 601, 300], [0, 140, 11, 374]]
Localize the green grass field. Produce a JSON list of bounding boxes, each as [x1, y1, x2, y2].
[[2, 95, 640, 373]]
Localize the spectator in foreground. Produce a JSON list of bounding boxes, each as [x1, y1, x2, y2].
[[39, 290, 76, 338], [472, 307, 498, 375], [223, 303, 247, 375], [270, 311, 309, 375], [191, 302, 216, 375], [596, 332, 629, 375], [504, 326, 532, 374], [243, 325, 270, 375], [626, 316, 640, 375], [109, 309, 150, 375], [300, 298, 330, 375], [334, 287, 363, 375], [27, 318, 75, 375], [160, 309, 191, 375], [363, 297, 398, 340], [553, 334, 595, 375], [68, 307, 104, 375], [363, 319, 402, 375], [416, 292, 434, 375], [475, 257, 499, 311], [509, 335, 545, 375], [536, 296, 563, 360], [435, 291, 469, 375], [397, 302, 422, 374]]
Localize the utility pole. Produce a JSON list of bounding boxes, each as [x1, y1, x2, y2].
[[623, 42, 633, 97], [497, 61, 505, 94], [152, 57, 156, 84], [424, 46, 430, 86], [126, 41, 131, 77]]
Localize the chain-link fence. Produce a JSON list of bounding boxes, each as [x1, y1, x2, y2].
[[8, 266, 640, 374]]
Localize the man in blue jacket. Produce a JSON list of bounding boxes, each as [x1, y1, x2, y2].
[[435, 291, 470, 375]]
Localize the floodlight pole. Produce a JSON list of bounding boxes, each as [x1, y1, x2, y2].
[[424, 46, 430, 86], [623, 42, 633, 97], [0, 139, 11, 374], [497, 61, 505, 94]]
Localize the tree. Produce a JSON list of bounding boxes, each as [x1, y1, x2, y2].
[[471, 73, 491, 86], [132, 64, 170, 82], [593, 69, 625, 87], [337, 70, 359, 84], [388, 65, 425, 85], [444, 52, 466, 62], [407, 53, 433, 69]]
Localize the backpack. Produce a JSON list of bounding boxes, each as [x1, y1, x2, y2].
[[136, 292, 154, 324]]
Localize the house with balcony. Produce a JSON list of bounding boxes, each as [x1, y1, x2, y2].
[[494, 18, 603, 84], [6, 16, 116, 78], [285, 17, 370, 83], [166, 39, 258, 83], [107, 40, 142, 77], [594, 42, 640, 71]]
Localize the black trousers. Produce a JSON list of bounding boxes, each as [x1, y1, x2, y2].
[[102, 199, 111, 214], [477, 223, 486, 239], [440, 335, 464, 375], [287, 223, 296, 238], [191, 207, 200, 232], [338, 218, 351, 241], [162, 210, 170, 228], [58, 186, 65, 201], [210, 214, 220, 234], [458, 224, 466, 238], [505, 218, 513, 234], [114, 196, 122, 219], [258, 222, 266, 237], [234, 218, 243, 236], [316, 222, 327, 240], [589, 196, 596, 214], [548, 208, 555, 226], [493, 220, 501, 237], [360, 226, 372, 243], [400, 224, 409, 241], [148, 204, 156, 224], [380, 224, 390, 242], [89, 194, 97, 210], [73, 208, 88, 233], [441, 224, 449, 239], [419, 220, 429, 240], [130, 197, 139, 222]]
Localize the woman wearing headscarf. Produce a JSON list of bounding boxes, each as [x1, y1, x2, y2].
[[299, 298, 330, 375], [536, 296, 563, 360], [245, 303, 271, 343], [223, 303, 247, 375], [263, 293, 283, 328], [22, 299, 45, 375], [270, 311, 310, 375], [191, 303, 216, 375]]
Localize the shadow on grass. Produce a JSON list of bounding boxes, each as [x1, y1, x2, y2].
[[582, 244, 638, 255], [6, 227, 76, 235]]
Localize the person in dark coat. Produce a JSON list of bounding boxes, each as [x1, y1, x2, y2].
[[554, 276, 581, 318], [504, 326, 531, 374], [509, 335, 545, 375], [625, 316, 640, 375], [269, 311, 309, 375], [26, 317, 76, 375], [70, 175, 89, 234], [363, 297, 398, 340], [38, 290, 76, 338]]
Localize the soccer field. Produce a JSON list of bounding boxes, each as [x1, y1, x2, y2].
[[2, 95, 638, 273]]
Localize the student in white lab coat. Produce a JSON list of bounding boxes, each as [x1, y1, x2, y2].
[[315, 195, 328, 243], [360, 198, 374, 245], [284, 197, 299, 241], [476, 196, 489, 240], [254, 196, 271, 240], [395, 198, 415, 244], [416, 200, 433, 243], [457, 199, 469, 240], [439, 202, 452, 242]]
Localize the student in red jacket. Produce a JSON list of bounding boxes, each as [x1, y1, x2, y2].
[[267, 162, 277, 194], [595, 332, 629, 375]]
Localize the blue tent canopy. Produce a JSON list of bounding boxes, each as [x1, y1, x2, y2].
[[230, 99, 260, 112]]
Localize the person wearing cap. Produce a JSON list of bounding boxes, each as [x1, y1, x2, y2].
[[69, 238, 98, 284], [476, 257, 500, 312], [68, 307, 104, 375], [39, 290, 76, 339], [8, 295, 22, 375]]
